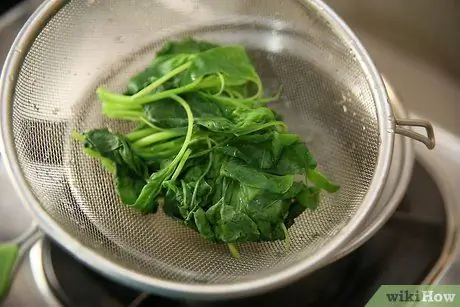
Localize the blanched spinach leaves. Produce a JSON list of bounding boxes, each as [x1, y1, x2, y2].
[[74, 37, 340, 258]]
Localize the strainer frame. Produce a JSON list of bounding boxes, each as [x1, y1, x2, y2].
[[0, 0, 394, 299]]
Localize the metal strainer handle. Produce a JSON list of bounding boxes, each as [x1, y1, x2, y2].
[[395, 118, 435, 150]]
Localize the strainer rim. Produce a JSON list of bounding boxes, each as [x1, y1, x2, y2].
[[0, 0, 394, 299]]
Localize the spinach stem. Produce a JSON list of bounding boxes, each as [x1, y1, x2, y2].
[[96, 78, 202, 106], [147, 150, 182, 160], [139, 117, 164, 131], [126, 128, 159, 142], [71, 131, 116, 173], [254, 77, 263, 99], [253, 85, 283, 107], [227, 243, 240, 258], [232, 90, 244, 100], [134, 137, 186, 159], [281, 223, 290, 252], [171, 149, 192, 181], [71, 130, 85, 142], [136, 148, 178, 159], [133, 129, 185, 147], [101, 159, 116, 173], [306, 169, 340, 193], [103, 110, 144, 121], [83, 148, 116, 173], [187, 139, 213, 219], [189, 148, 212, 159], [201, 93, 249, 109], [181, 180, 188, 208], [235, 121, 287, 136], [224, 89, 235, 99], [102, 101, 142, 112], [83, 147, 101, 159], [131, 61, 192, 99], [214, 73, 225, 96], [244, 76, 263, 101], [147, 137, 185, 151], [158, 94, 194, 181]]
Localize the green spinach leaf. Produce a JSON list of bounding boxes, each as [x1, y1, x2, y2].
[[79, 129, 150, 205], [181, 45, 260, 90], [156, 37, 219, 57], [220, 159, 294, 194], [76, 37, 341, 257]]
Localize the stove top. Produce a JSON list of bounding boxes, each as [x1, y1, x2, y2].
[[36, 161, 445, 307]]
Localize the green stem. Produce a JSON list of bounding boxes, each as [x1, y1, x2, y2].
[[214, 73, 225, 96], [140, 136, 185, 152], [102, 101, 142, 112], [201, 93, 249, 110], [72, 131, 116, 173], [83, 148, 116, 173], [131, 61, 193, 99], [227, 243, 240, 258], [187, 139, 213, 219], [193, 76, 223, 90], [134, 135, 195, 159], [235, 121, 287, 136], [157, 94, 194, 180], [139, 117, 164, 131], [181, 180, 188, 207], [71, 130, 85, 142], [137, 148, 179, 160], [254, 77, 263, 99], [171, 149, 192, 181], [133, 129, 185, 148], [189, 148, 212, 159], [102, 110, 144, 121], [224, 89, 235, 99], [252, 85, 283, 107], [306, 169, 340, 193], [126, 128, 160, 142], [244, 76, 263, 101], [97, 78, 202, 106], [232, 90, 244, 99], [130, 93, 194, 212], [281, 223, 290, 252]]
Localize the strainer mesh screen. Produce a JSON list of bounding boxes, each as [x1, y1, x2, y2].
[[10, 0, 379, 284]]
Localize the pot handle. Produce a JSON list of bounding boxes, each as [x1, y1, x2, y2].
[[394, 118, 435, 150]]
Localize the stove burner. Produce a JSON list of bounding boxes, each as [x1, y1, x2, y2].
[[41, 162, 446, 307]]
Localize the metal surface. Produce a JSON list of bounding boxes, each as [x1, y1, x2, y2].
[[333, 76, 415, 261], [0, 0, 410, 299], [0, 0, 37, 242], [1, 0, 459, 305], [324, 0, 460, 286], [394, 119, 435, 150]]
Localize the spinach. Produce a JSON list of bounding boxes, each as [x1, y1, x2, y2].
[[114, 166, 147, 206], [74, 37, 340, 257], [156, 37, 219, 57], [143, 93, 229, 130], [270, 140, 317, 176], [125, 54, 192, 95], [73, 129, 149, 205], [220, 159, 294, 195], [179, 45, 262, 94], [307, 169, 340, 193]]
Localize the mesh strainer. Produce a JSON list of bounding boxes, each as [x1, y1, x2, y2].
[[0, 0, 435, 300]]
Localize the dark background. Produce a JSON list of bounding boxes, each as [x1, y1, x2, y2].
[[1, 0, 21, 14]]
